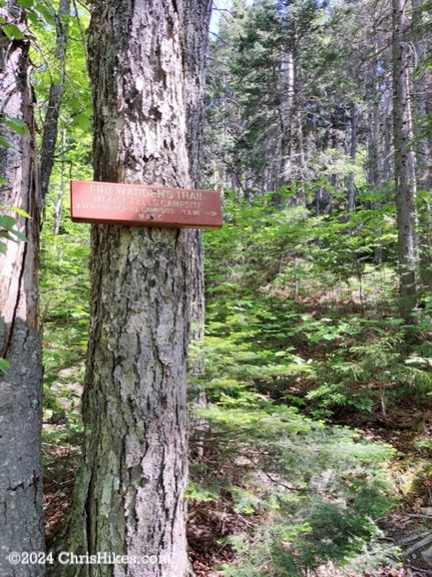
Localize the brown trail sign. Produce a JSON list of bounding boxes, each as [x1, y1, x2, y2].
[[70, 180, 223, 229]]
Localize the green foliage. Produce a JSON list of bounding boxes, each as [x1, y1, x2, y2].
[[187, 182, 432, 574], [0, 207, 30, 253], [40, 225, 89, 435], [192, 394, 398, 575]]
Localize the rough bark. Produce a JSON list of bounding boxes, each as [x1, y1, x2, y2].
[[40, 0, 70, 204], [411, 0, 432, 286], [411, 0, 431, 192], [50, 1, 197, 576], [183, 0, 212, 459], [392, 0, 418, 319], [0, 2, 44, 575], [184, 0, 212, 333]]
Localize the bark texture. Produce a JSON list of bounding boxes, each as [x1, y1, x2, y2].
[[392, 0, 418, 319], [50, 1, 197, 576], [40, 0, 70, 203], [184, 0, 212, 334], [183, 0, 212, 457], [0, 2, 44, 575]]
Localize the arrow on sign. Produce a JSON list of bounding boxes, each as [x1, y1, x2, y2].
[[205, 211, 218, 217]]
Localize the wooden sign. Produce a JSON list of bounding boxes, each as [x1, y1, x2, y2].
[[70, 180, 222, 229]]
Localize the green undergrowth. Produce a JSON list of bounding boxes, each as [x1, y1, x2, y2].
[[189, 310, 401, 574], [41, 224, 90, 442], [186, 189, 432, 574], [39, 185, 432, 574]]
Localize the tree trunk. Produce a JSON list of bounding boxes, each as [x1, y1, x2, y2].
[[392, 0, 418, 319], [49, 1, 200, 576], [411, 0, 432, 286], [52, 129, 67, 235], [0, 2, 44, 575], [347, 103, 359, 213], [279, 50, 294, 188], [184, 0, 212, 459], [184, 0, 212, 336], [40, 0, 70, 204]]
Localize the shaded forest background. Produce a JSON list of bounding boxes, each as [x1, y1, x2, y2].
[[6, 0, 432, 574]]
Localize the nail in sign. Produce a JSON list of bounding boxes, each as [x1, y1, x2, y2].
[[70, 180, 222, 229]]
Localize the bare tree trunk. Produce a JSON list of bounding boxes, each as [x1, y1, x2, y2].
[[53, 128, 67, 235], [49, 1, 200, 576], [412, 0, 431, 191], [347, 103, 359, 213], [411, 0, 432, 286], [392, 0, 418, 319], [293, 55, 305, 205], [365, 53, 385, 264], [0, 2, 44, 575], [40, 0, 70, 204], [184, 0, 212, 460], [279, 50, 294, 187]]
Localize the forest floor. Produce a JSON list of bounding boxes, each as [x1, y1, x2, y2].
[[42, 372, 432, 577], [185, 399, 432, 577]]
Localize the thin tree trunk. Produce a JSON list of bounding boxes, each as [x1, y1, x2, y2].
[[279, 50, 294, 187], [53, 128, 66, 235], [293, 54, 305, 205], [347, 103, 359, 213], [0, 2, 44, 575], [392, 0, 418, 319], [40, 0, 70, 204], [365, 54, 384, 264]]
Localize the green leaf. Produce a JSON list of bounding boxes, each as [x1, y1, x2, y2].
[[4, 117, 29, 137], [75, 112, 91, 130], [0, 136, 13, 148], [9, 228, 27, 242], [0, 358, 10, 373], [36, 3, 56, 26], [17, 0, 34, 7], [0, 215, 16, 229], [10, 206, 32, 218], [2, 24, 25, 40], [0, 242, 7, 255], [0, 177, 6, 185], [70, 95, 82, 113], [27, 11, 39, 25]]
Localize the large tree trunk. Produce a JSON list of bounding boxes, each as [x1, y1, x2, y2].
[[0, 2, 44, 575], [50, 1, 199, 576], [392, 0, 418, 319]]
